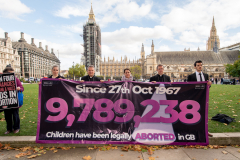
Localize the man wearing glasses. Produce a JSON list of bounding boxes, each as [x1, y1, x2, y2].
[[150, 64, 171, 82]]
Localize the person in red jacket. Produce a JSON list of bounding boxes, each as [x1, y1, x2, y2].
[[2, 64, 24, 134]]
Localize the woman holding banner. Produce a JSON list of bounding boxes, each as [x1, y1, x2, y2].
[[48, 65, 64, 79], [121, 68, 135, 81], [3, 64, 24, 134]]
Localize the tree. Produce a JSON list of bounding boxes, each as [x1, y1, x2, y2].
[[106, 76, 111, 80], [225, 54, 240, 78], [130, 65, 142, 80], [68, 63, 86, 79]]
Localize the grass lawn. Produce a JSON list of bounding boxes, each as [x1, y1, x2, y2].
[[0, 84, 38, 136], [0, 83, 239, 136], [208, 84, 240, 132]]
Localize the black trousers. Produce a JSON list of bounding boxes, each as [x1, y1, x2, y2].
[[4, 108, 20, 131]]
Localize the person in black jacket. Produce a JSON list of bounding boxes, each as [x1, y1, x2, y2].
[[150, 64, 171, 82], [187, 60, 211, 86], [48, 65, 64, 79], [187, 60, 212, 137], [81, 65, 102, 82]]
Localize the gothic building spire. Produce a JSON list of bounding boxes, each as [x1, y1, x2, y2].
[[210, 16, 216, 36], [212, 16, 215, 28], [141, 43, 144, 52], [151, 40, 154, 54], [88, 3, 95, 23], [89, 3, 94, 15], [206, 16, 220, 51], [213, 38, 219, 53]]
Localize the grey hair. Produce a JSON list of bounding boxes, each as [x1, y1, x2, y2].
[[87, 65, 95, 70], [52, 65, 59, 70]]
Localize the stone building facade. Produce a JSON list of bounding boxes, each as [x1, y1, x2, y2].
[[100, 56, 142, 79], [220, 42, 240, 51], [145, 46, 239, 80], [100, 44, 146, 79], [145, 17, 239, 80], [0, 32, 21, 77], [12, 32, 60, 78]]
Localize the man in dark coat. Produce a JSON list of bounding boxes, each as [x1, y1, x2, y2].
[[187, 60, 211, 86], [187, 60, 212, 137], [150, 64, 171, 82], [233, 78, 236, 85], [215, 78, 218, 84], [81, 65, 101, 82]]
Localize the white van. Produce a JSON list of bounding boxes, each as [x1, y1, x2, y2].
[[29, 77, 34, 81]]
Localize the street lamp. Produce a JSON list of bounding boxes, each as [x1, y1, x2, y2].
[[73, 61, 74, 80]]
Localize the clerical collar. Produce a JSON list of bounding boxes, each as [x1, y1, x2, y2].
[[158, 74, 163, 77]]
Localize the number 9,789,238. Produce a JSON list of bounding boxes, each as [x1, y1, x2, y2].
[[45, 98, 201, 128]]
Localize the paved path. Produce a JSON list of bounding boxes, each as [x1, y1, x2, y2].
[[0, 146, 239, 160], [0, 133, 239, 160], [0, 133, 240, 147]]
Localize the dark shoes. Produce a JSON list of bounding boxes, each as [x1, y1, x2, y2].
[[14, 129, 20, 134], [208, 133, 213, 137], [4, 130, 11, 134]]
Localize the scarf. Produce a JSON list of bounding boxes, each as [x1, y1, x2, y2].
[[121, 75, 133, 81]]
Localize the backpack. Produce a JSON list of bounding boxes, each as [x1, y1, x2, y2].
[[211, 114, 235, 124]]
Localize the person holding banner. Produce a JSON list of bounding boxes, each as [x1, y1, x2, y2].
[[48, 65, 64, 79], [150, 64, 171, 82], [187, 60, 212, 137], [187, 60, 212, 86], [3, 65, 24, 134], [81, 65, 102, 82], [121, 68, 135, 81]]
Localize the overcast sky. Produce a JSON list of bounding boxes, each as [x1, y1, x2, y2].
[[0, 0, 240, 70]]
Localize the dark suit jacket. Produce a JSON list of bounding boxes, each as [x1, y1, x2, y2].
[[150, 74, 171, 82], [81, 75, 101, 81], [187, 72, 209, 82]]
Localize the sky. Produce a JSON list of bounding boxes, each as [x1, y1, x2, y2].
[[0, 0, 240, 70]]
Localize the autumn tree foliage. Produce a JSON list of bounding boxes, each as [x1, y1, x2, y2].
[[225, 54, 240, 78], [130, 65, 142, 80], [68, 63, 86, 79]]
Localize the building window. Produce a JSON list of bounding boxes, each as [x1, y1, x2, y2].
[[150, 66, 152, 71]]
